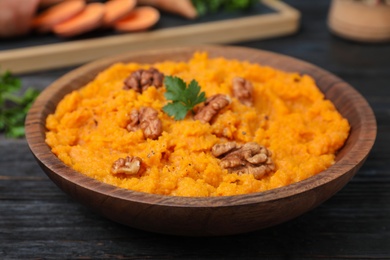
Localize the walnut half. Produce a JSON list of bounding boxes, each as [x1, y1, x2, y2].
[[194, 94, 230, 123], [212, 142, 275, 180], [123, 68, 164, 93], [232, 77, 253, 106], [111, 156, 143, 175], [127, 107, 162, 140]]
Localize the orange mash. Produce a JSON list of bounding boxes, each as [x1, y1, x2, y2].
[[45, 52, 350, 196]]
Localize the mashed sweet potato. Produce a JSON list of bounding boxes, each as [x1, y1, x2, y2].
[[45, 52, 350, 196]]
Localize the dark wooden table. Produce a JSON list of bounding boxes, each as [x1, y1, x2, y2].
[[1, 1, 389, 259]]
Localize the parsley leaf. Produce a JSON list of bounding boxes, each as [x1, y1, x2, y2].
[[191, 0, 256, 16], [163, 76, 206, 120], [0, 70, 40, 138], [163, 102, 189, 120]]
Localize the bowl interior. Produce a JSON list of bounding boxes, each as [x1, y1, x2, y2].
[[25, 45, 377, 235]]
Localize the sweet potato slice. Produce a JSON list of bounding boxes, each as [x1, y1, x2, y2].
[[103, 0, 137, 27], [53, 3, 105, 38], [33, 0, 86, 33], [114, 6, 160, 32], [137, 0, 197, 19], [39, 0, 66, 7]]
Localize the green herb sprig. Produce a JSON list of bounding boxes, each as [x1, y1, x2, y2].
[[192, 0, 257, 16], [162, 76, 206, 120], [0, 70, 40, 138]]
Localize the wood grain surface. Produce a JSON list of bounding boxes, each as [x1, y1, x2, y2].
[[1, 0, 389, 258]]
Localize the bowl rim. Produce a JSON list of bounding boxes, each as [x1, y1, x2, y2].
[[25, 44, 377, 208]]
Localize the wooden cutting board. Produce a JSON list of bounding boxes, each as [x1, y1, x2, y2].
[[0, 0, 300, 74]]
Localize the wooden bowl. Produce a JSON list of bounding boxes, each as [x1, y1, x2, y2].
[[25, 45, 376, 236]]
